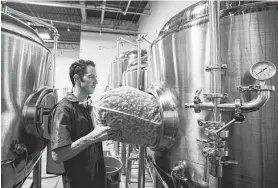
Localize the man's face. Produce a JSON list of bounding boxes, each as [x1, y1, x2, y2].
[[80, 65, 98, 95]]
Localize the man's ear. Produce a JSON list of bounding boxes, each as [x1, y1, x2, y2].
[[73, 74, 80, 85]]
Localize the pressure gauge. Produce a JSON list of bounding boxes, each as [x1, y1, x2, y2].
[[250, 61, 276, 81]]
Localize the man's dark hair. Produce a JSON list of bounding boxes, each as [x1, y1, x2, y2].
[[69, 59, 96, 86]]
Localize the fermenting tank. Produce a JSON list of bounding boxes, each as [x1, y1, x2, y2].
[[110, 50, 148, 89], [1, 13, 57, 187], [122, 49, 148, 90], [110, 51, 130, 88], [146, 1, 278, 188]]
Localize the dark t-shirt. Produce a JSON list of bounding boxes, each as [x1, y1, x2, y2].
[[50, 94, 106, 188]]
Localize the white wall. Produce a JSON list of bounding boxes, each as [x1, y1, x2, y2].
[[79, 32, 136, 100], [55, 49, 80, 100], [138, 0, 195, 49]]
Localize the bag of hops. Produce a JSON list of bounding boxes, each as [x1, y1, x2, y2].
[[92, 86, 163, 147]]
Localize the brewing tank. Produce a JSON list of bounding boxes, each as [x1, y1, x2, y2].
[[1, 13, 56, 187], [110, 50, 148, 89], [110, 51, 130, 88], [122, 50, 148, 90], [147, 1, 278, 188]]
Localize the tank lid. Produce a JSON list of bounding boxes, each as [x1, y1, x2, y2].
[[156, 1, 278, 43], [1, 13, 44, 44], [113, 49, 147, 63]]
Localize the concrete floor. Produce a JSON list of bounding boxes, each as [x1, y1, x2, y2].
[[22, 141, 153, 188]]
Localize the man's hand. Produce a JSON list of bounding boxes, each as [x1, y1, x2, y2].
[[85, 124, 117, 142]]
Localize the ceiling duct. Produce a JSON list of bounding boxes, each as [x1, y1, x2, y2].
[[4, 1, 150, 16]]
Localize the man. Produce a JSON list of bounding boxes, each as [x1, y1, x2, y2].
[[50, 59, 114, 188]]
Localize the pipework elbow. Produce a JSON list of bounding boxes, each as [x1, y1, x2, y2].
[[218, 89, 272, 113], [240, 90, 270, 112], [171, 161, 188, 183]]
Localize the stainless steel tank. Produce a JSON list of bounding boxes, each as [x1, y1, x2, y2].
[[147, 1, 278, 188], [110, 51, 130, 88], [122, 50, 148, 90], [111, 50, 148, 89], [1, 13, 56, 187]]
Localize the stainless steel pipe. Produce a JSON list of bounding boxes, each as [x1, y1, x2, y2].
[[118, 37, 137, 46], [209, 0, 221, 95], [33, 158, 42, 188], [52, 31, 58, 88], [138, 146, 145, 188], [137, 34, 145, 188], [185, 89, 271, 113], [116, 39, 120, 88], [208, 1, 222, 186], [137, 35, 142, 89]]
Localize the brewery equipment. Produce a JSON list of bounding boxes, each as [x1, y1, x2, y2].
[[146, 1, 278, 188], [116, 35, 151, 188], [122, 50, 148, 90], [110, 51, 130, 89], [1, 11, 58, 188]]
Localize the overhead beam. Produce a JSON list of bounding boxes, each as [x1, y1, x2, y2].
[[13, 14, 143, 35], [105, 2, 151, 12], [123, 0, 131, 15], [5, 1, 150, 16], [18, 11, 138, 30], [44, 42, 80, 50], [79, 0, 87, 23], [44, 40, 80, 44], [100, 0, 106, 25]]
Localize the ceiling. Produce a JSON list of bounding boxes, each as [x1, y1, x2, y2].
[[2, 1, 150, 47]]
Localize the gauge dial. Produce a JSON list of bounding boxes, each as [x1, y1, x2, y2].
[[250, 61, 276, 81]]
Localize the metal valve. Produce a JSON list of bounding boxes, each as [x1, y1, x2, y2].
[[11, 141, 27, 155], [196, 138, 210, 144], [192, 89, 202, 113], [197, 119, 219, 127], [202, 146, 215, 157], [172, 160, 187, 172], [194, 89, 202, 104], [220, 160, 238, 165], [233, 112, 245, 122], [209, 113, 245, 137], [184, 89, 204, 112], [197, 140, 218, 158]]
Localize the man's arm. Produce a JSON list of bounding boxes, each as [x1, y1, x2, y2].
[[52, 124, 111, 163]]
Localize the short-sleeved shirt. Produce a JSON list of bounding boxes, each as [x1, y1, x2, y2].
[[50, 93, 106, 188]]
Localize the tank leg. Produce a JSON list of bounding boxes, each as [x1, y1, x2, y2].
[[125, 144, 133, 188], [114, 141, 119, 156], [138, 146, 145, 188], [209, 175, 220, 188], [121, 143, 126, 175], [33, 158, 42, 188], [153, 173, 164, 188]]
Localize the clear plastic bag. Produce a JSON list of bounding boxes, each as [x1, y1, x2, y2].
[[92, 86, 163, 147]]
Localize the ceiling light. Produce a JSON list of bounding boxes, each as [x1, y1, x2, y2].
[[39, 32, 51, 40], [67, 25, 70, 32]]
